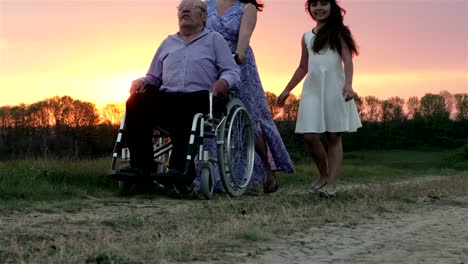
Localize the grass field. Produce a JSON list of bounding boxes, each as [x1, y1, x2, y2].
[[0, 148, 467, 263]]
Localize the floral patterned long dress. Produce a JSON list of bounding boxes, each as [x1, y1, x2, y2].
[[194, 0, 295, 191]]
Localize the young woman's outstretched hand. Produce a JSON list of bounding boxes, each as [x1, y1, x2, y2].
[[343, 84, 355, 102], [277, 90, 290, 107]]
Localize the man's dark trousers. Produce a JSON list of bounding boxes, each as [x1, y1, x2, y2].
[[125, 87, 210, 186]]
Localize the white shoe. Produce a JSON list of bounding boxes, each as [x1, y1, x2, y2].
[[318, 188, 337, 198]]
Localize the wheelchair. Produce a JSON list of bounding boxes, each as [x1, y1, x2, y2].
[[108, 90, 255, 199]]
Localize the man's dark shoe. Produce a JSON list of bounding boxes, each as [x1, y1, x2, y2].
[[175, 184, 194, 195], [121, 166, 149, 176], [108, 166, 150, 183], [154, 169, 185, 186]]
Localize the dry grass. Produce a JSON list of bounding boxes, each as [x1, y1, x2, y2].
[[1, 172, 467, 264]]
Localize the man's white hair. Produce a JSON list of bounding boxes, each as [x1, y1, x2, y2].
[[179, 0, 207, 12]]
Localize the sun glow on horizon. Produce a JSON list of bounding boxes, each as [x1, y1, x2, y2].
[[0, 71, 141, 110], [82, 72, 143, 108], [356, 71, 468, 85], [2, 69, 466, 110], [0, 39, 6, 53], [1, 0, 466, 109]]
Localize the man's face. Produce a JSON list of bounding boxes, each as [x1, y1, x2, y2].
[[177, 0, 206, 29]]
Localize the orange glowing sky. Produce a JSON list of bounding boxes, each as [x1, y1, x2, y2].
[[1, 0, 467, 109]]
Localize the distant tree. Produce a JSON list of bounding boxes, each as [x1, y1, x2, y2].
[[27, 101, 52, 128], [453, 93, 468, 120], [71, 100, 100, 127], [47, 96, 74, 126], [101, 103, 125, 126], [363, 96, 382, 121], [353, 93, 365, 120], [26, 101, 52, 157], [283, 93, 300, 121], [407, 96, 420, 119], [0, 106, 12, 157], [265, 91, 281, 118], [419, 93, 449, 119], [9, 104, 27, 128], [68, 100, 100, 157], [0, 106, 12, 128], [382, 96, 406, 122], [439, 90, 454, 119]]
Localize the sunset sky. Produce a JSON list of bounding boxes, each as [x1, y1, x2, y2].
[[1, 0, 467, 109]]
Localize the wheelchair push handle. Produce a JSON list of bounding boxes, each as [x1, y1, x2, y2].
[[209, 91, 213, 119], [232, 53, 244, 65]]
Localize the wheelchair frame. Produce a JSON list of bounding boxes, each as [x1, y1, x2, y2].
[[108, 91, 255, 199]]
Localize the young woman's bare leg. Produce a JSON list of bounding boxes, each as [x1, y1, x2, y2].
[[304, 133, 328, 186], [325, 132, 343, 192]]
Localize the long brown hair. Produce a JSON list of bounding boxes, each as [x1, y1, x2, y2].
[[240, 0, 264, 11], [305, 0, 358, 57]]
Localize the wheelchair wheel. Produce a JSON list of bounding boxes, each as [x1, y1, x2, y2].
[[118, 181, 135, 194], [152, 129, 172, 174], [199, 163, 214, 200], [217, 98, 255, 197], [109, 123, 172, 194]]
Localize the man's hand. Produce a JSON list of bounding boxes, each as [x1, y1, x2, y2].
[[129, 79, 145, 94], [211, 79, 229, 97]]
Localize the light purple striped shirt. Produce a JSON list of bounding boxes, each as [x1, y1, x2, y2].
[[140, 28, 240, 93]]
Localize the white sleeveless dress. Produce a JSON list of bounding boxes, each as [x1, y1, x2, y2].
[[295, 30, 362, 133]]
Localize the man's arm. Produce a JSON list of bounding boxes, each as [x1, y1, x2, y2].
[[130, 43, 164, 94]]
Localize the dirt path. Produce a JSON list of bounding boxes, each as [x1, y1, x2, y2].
[[190, 196, 468, 264], [1, 190, 467, 263]]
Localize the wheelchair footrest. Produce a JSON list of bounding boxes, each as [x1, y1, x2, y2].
[[108, 171, 152, 184]]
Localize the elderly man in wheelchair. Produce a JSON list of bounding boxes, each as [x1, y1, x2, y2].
[[108, 0, 255, 198]]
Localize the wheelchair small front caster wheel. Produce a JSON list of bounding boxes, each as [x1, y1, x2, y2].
[[200, 165, 214, 200], [118, 181, 135, 195]]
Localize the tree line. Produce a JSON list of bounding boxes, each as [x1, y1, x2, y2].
[[0, 91, 467, 159], [266, 90, 468, 122], [0, 96, 122, 159], [271, 91, 468, 157]]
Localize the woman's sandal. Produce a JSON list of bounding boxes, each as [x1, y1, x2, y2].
[[308, 181, 328, 194], [264, 174, 279, 194]]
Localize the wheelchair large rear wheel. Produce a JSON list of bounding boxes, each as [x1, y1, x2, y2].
[[217, 99, 255, 197]]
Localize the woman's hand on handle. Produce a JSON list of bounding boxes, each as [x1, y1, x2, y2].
[[234, 52, 246, 64]]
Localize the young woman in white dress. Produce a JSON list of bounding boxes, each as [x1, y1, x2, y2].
[[278, 0, 361, 198]]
